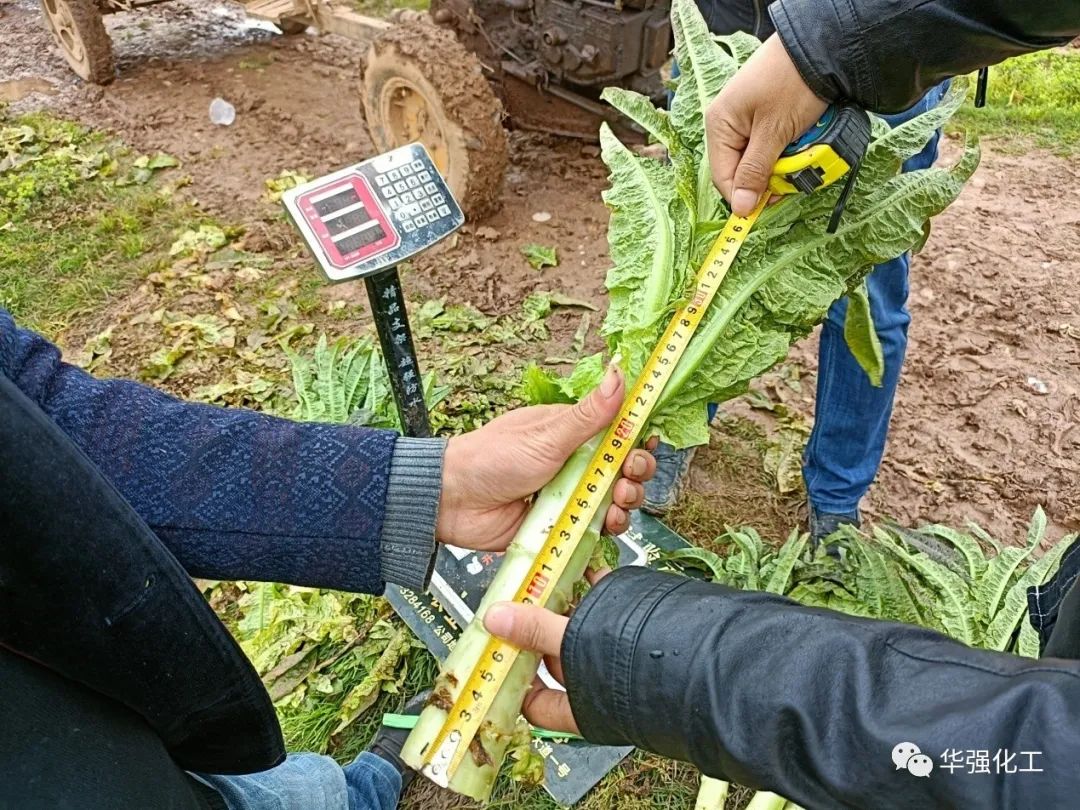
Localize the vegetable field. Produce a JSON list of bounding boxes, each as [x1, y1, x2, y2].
[[4, 0, 1080, 807]]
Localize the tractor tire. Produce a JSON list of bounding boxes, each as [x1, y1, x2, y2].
[[40, 0, 115, 84], [361, 22, 507, 220]]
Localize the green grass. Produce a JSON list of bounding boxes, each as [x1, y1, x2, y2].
[[953, 48, 1080, 152], [0, 112, 198, 336]]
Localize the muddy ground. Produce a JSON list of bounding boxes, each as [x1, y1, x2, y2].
[[3, 0, 1079, 542]]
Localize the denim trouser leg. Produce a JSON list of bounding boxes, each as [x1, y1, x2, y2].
[[668, 61, 679, 108], [801, 83, 949, 515], [343, 753, 402, 810], [193, 751, 401, 810]]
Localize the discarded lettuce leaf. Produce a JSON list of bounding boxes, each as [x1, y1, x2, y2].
[[521, 243, 558, 269], [548, 292, 598, 310], [520, 353, 604, 405], [265, 170, 310, 202], [522, 292, 553, 322], [145, 153, 180, 170], [169, 224, 228, 256]]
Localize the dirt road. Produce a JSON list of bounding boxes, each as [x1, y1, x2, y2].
[[3, 0, 1078, 540]]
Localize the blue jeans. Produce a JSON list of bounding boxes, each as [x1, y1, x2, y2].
[[192, 752, 401, 810], [692, 83, 949, 515]]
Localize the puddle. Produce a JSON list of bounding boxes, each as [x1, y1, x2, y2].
[[212, 4, 281, 33], [0, 77, 57, 102]]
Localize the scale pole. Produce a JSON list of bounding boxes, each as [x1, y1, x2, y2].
[[364, 267, 432, 438]]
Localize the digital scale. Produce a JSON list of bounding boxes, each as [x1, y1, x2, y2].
[[283, 144, 464, 436], [283, 143, 464, 283], [283, 143, 698, 805]]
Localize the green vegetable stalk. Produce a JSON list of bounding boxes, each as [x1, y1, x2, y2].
[[695, 776, 730, 809], [401, 437, 608, 800], [745, 792, 790, 810]]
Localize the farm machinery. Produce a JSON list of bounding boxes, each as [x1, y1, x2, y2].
[[39, 0, 673, 216]]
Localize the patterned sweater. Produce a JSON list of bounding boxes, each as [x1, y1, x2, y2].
[[0, 308, 441, 593]]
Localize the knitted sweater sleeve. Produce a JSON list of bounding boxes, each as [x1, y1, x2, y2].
[[1, 308, 439, 593]]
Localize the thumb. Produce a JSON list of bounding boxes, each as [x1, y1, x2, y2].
[[729, 122, 789, 216], [544, 365, 624, 455], [484, 602, 568, 657]]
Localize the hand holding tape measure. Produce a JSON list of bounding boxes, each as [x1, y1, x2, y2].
[[408, 104, 872, 787]]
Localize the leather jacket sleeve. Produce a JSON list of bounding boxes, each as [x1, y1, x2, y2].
[[563, 566, 1080, 809], [769, 0, 1080, 113]]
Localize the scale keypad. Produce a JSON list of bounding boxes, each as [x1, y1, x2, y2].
[[377, 158, 458, 234]]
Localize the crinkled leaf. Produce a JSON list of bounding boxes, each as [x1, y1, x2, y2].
[[763, 421, 809, 495], [535, 0, 977, 454], [977, 546, 1036, 627], [334, 626, 412, 733], [985, 530, 1076, 651], [286, 334, 448, 428], [920, 525, 990, 581], [602, 87, 697, 215], [662, 546, 727, 583], [764, 530, 808, 594], [520, 353, 604, 405], [147, 153, 180, 170], [874, 526, 977, 644], [713, 31, 760, 64], [599, 124, 689, 336], [522, 292, 553, 322], [669, 0, 738, 155], [844, 280, 884, 387], [669, 0, 744, 219], [861, 82, 967, 187], [169, 224, 227, 256]]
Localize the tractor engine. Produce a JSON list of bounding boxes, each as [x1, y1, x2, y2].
[[429, 0, 673, 138]]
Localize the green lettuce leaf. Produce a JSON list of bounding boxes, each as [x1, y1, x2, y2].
[[521, 354, 605, 405], [844, 280, 885, 387], [521, 243, 558, 269]]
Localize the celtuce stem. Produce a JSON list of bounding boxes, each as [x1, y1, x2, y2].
[[745, 791, 789, 810], [694, 776, 730, 809], [402, 436, 609, 800]]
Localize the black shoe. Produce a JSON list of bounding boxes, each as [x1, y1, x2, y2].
[[367, 690, 429, 792], [642, 442, 697, 516], [809, 508, 859, 554]]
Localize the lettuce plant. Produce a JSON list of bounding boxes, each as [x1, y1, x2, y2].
[[405, 0, 977, 798], [528, 0, 978, 449]]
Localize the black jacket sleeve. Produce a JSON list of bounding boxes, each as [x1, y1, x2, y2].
[[769, 0, 1080, 113], [563, 566, 1080, 809]]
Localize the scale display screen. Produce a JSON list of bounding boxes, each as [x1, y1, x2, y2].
[[283, 143, 465, 282], [313, 187, 360, 216]]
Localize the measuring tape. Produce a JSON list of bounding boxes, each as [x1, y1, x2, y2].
[[769, 104, 870, 196], [416, 106, 869, 787], [770, 104, 871, 234]]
